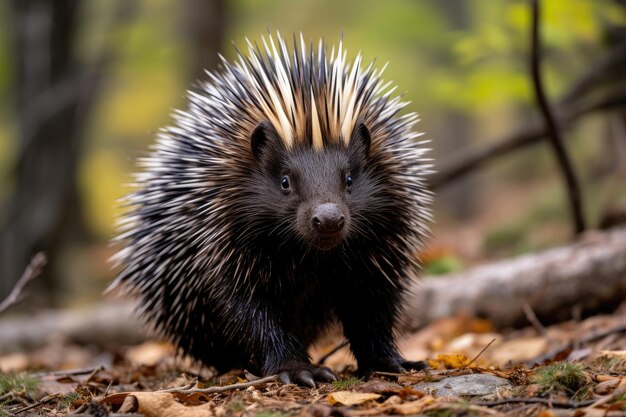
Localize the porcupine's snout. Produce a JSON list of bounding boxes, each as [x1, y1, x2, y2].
[[301, 201, 348, 250], [311, 203, 345, 234]]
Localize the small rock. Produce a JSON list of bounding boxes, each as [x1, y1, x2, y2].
[[413, 373, 511, 397]]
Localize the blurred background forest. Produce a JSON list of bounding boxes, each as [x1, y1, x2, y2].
[[0, 0, 625, 309]]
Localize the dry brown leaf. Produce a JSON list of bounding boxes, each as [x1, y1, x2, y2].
[[38, 375, 79, 396], [594, 378, 620, 395], [599, 350, 626, 359], [103, 392, 214, 417], [0, 353, 29, 372], [134, 392, 214, 417], [386, 396, 435, 415], [358, 379, 402, 394], [118, 395, 139, 413], [327, 391, 381, 406], [125, 342, 174, 366], [596, 375, 621, 383], [488, 337, 547, 365]]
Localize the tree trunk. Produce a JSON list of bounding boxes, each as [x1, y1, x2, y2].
[[0, 0, 115, 304], [184, 0, 227, 83]]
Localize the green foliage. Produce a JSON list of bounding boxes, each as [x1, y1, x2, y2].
[[229, 399, 245, 411], [482, 180, 574, 258], [423, 255, 463, 276], [483, 222, 529, 256], [57, 392, 82, 412], [0, 404, 8, 417], [331, 376, 362, 390], [436, 0, 616, 114], [0, 373, 39, 397], [531, 362, 588, 395]]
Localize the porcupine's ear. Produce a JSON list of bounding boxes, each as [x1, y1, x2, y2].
[[251, 121, 283, 160], [348, 122, 371, 158]]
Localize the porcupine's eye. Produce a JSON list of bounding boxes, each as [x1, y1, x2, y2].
[[281, 175, 291, 191], [345, 174, 353, 190]]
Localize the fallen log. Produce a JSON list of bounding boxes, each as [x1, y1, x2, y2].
[[1, 228, 626, 351], [0, 301, 144, 352], [403, 226, 626, 330]]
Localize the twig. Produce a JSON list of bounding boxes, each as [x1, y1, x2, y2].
[[13, 394, 57, 415], [0, 252, 46, 315], [467, 338, 496, 367], [316, 340, 349, 365], [529, 0, 585, 235], [371, 371, 404, 377], [160, 375, 278, 393], [85, 366, 104, 384], [522, 303, 550, 338], [103, 380, 114, 397], [34, 367, 102, 378]]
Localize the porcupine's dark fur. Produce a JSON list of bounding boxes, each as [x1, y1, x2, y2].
[[110, 33, 433, 387]]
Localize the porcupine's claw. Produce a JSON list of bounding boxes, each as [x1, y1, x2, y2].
[[278, 365, 337, 387]]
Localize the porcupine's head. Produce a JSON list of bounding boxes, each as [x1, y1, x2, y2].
[[248, 119, 374, 250], [224, 34, 433, 255], [111, 33, 432, 314]]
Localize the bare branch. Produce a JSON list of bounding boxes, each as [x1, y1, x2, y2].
[[159, 375, 278, 394], [530, 0, 585, 235], [0, 252, 47, 315], [430, 87, 626, 188]]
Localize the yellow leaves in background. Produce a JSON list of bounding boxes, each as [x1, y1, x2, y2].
[[99, 72, 183, 140], [81, 150, 128, 239]]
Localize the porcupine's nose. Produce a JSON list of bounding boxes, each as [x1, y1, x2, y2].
[[312, 203, 345, 234]]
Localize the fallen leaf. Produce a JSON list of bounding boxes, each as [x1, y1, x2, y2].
[[125, 342, 174, 366], [387, 396, 435, 415], [488, 337, 547, 365], [39, 375, 79, 396], [594, 378, 620, 395], [600, 350, 626, 359], [358, 379, 402, 394], [103, 392, 214, 417], [118, 395, 139, 413], [0, 353, 29, 372], [327, 391, 381, 406], [429, 354, 471, 369]]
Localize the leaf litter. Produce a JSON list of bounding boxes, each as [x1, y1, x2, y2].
[[2, 310, 626, 416]]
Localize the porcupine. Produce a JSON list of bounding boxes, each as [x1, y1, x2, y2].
[[110, 33, 433, 387]]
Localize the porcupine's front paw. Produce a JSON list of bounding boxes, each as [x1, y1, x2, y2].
[[274, 362, 337, 387]]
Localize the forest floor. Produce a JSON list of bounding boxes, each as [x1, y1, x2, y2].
[[1, 306, 626, 417]]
